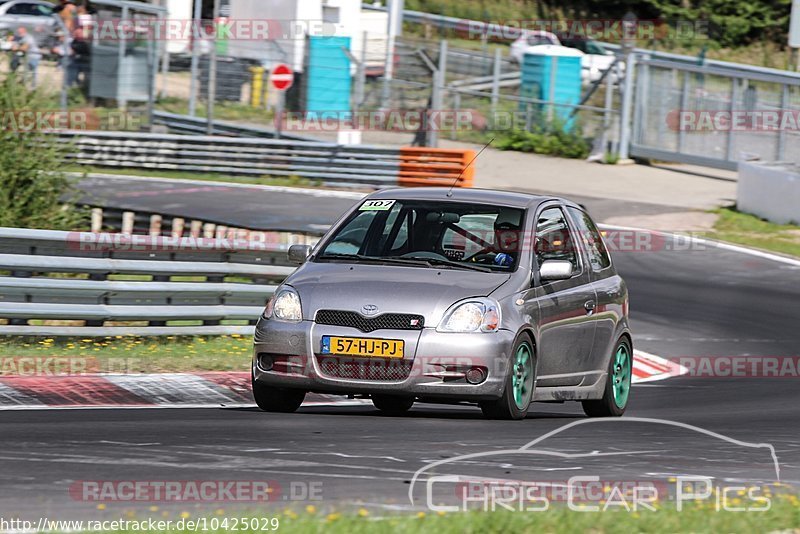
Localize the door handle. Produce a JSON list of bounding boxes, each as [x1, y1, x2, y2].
[[584, 300, 596, 314]]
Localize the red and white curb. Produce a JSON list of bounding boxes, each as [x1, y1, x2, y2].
[[633, 350, 688, 383], [0, 353, 684, 409], [0, 372, 367, 410]]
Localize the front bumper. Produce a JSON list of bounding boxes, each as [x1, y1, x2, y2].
[[252, 318, 516, 401]]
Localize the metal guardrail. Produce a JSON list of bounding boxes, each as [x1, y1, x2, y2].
[[151, 111, 317, 142], [58, 131, 475, 188], [0, 227, 299, 336]]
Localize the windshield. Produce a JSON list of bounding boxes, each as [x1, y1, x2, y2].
[[316, 199, 526, 272], [586, 40, 608, 55]]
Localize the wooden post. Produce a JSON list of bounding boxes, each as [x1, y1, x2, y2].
[[149, 214, 163, 237], [91, 208, 103, 233], [171, 218, 185, 238], [121, 211, 135, 234]]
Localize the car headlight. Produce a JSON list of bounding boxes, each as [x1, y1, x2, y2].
[[437, 299, 500, 333], [263, 288, 302, 322]]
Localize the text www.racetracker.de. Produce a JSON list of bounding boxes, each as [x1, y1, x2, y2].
[[0, 517, 281, 532]]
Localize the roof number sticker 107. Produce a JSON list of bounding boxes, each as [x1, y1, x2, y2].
[[359, 200, 396, 211]]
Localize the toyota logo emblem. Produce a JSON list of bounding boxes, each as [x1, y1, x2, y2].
[[362, 304, 379, 315]]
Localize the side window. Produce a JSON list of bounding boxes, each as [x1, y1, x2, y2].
[[33, 3, 53, 15], [534, 207, 580, 273], [7, 4, 33, 15], [568, 207, 611, 271]]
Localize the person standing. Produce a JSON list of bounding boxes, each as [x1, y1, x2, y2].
[[11, 27, 42, 87], [57, 0, 78, 34]]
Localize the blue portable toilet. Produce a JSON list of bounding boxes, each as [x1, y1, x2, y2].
[[306, 36, 352, 118], [519, 46, 582, 130]]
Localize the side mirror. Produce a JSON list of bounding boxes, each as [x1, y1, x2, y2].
[[539, 260, 573, 282], [287, 244, 312, 264]]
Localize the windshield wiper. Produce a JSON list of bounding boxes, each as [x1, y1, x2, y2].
[[398, 256, 492, 273], [316, 253, 432, 267]]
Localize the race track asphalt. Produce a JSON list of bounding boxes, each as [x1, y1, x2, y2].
[[3, 180, 799, 521], [72, 174, 678, 233]]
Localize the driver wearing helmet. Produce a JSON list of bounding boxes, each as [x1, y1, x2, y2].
[[470, 209, 522, 267]]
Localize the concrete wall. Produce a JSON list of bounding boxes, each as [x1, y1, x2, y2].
[[738, 161, 800, 225]]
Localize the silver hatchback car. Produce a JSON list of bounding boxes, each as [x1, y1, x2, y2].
[[252, 188, 632, 420]]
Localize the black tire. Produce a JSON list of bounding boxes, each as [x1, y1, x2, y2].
[[251, 376, 306, 413], [582, 337, 632, 418], [372, 394, 414, 415], [480, 334, 536, 420]]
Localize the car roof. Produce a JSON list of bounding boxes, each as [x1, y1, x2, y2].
[[367, 187, 582, 210]]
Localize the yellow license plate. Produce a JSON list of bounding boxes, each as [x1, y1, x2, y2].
[[321, 336, 404, 358]]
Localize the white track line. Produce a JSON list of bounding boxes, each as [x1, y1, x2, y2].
[[600, 223, 800, 268], [74, 173, 367, 200]]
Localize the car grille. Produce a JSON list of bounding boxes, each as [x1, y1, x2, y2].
[[316, 356, 413, 381], [315, 310, 424, 333]]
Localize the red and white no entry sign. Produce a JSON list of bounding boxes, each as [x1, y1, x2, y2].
[[270, 64, 294, 91]]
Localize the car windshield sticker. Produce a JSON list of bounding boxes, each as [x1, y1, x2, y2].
[[359, 200, 396, 211]]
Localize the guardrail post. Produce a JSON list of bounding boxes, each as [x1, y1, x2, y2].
[[677, 71, 689, 153], [203, 223, 216, 238], [91, 208, 104, 233], [778, 84, 788, 160], [429, 40, 447, 148], [451, 92, 461, 140], [490, 47, 502, 116], [206, 0, 221, 135], [171, 218, 185, 238], [726, 78, 740, 162], [121, 212, 135, 235], [190, 220, 203, 238], [149, 215, 163, 237], [618, 52, 636, 161], [188, 0, 202, 116]]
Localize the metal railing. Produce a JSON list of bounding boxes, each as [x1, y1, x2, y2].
[[58, 131, 476, 188], [0, 227, 300, 336], [152, 111, 316, 142], [629, 54, 800, 170]]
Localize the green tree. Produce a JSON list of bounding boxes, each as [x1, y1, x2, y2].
[[0, 74, 86, 230]]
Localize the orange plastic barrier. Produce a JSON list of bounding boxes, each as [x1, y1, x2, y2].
[[398, 147, 476, 188]]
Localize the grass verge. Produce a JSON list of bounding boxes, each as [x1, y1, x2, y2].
[[64, 498, 800, 533], [708, 207, 800, 259], [0, 335, 252, 374]]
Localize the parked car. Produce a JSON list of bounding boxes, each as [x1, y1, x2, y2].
[[510, 30, 622, 84], [252, 188, 632, 420], [558, 35, 622, 83], [0, 0, 61, 49], [509, 30, 560, 64]]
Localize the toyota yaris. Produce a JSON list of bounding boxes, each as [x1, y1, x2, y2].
[[252, 188, 632, 420]]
